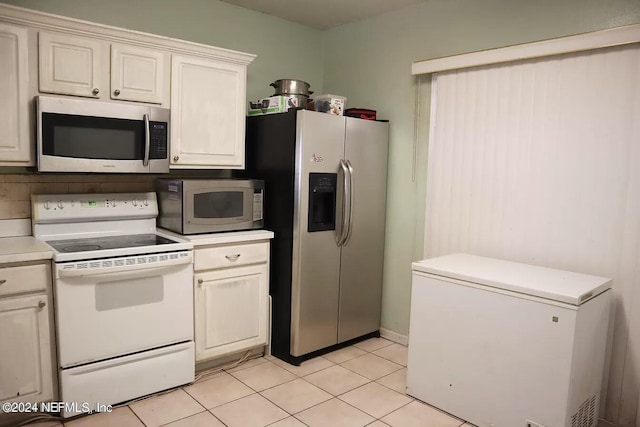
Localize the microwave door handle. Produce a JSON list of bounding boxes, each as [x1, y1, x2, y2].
[[143, 113, 150, 167]]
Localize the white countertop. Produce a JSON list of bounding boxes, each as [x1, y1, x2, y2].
[[157, 229, 274, 247], [0, 236, 53, 264]]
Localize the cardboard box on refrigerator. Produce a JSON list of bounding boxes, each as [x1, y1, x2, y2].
[[248, 96, 298, 115]]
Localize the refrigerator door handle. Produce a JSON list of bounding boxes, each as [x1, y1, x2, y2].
[[337, 159, 350, 246], [344, 160, 354, 246]]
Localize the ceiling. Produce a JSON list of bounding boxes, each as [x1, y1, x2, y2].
[[218, 0, 428, 30]]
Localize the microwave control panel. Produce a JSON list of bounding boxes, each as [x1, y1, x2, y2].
[[253, 190, 263, 221], [149, 122, 168, 159]]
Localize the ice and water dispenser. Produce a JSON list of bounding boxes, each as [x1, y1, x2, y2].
[[308, 173, 336, 232]]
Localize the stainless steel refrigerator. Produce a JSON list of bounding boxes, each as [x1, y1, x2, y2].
[[245, 109, 389, 364]]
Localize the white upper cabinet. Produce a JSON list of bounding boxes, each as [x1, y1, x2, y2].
[[171, 55, 247, 169], [110, 43, 167, 104], [39, 32, 168, 105], [0, 23, 32, 164], [38, 31, 104, 98], [1, 3, 254, 169]]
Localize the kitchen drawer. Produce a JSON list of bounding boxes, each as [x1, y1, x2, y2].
[[194, 242, 268, 271], [0, 263, 50, 297]]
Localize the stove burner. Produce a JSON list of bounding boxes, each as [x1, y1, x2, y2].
[[132, 239, 158, 245], [46, 234, 180, 254], [62, 244, 102, 252]]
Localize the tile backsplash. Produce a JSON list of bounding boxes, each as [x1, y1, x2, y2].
[[0, 174, 156, 219]]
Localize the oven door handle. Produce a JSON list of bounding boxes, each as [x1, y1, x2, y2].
[[143, 113, 150, 167], [56, 253, 192, 279]]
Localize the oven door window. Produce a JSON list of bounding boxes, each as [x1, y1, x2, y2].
[[189, 189, 251, 224], [42, 113, 144, 160]]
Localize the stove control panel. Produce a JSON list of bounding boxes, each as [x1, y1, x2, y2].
[[56, 250, 193, 277], [32, 192, 158, 223]]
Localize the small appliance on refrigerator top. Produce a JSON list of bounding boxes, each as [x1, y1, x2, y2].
[[407, 253, 612, 427]]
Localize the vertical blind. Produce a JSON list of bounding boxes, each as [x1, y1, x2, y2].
[[424, 43, 640, 426]]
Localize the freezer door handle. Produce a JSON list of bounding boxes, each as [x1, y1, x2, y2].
[[337, 159, 351, 246], [344, 160, 354, 246]]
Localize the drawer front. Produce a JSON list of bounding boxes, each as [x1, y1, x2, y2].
[[0, 263, 50, 297], [194, 242, 268, 271]]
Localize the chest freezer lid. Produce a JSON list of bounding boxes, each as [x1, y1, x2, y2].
[[412, 253, 611, 306]]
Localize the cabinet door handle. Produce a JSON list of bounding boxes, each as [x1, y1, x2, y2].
[[114, 89, 120, 96], [225, 254, 241, 262], [0, 279, 6, 285], [92, 88, 100, 95], [38, 300, 46, 309]]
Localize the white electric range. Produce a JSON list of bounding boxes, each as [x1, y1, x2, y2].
[[32, 192, 195, 418]]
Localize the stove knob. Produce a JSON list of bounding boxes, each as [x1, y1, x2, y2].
[[132, 198, 138, 207], [143, 199, 149, 207], [43, 201, 50, 210], [57, 201, 65, 209]]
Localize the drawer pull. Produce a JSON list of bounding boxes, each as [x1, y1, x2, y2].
[[38, 300, 46, 309], [225, 254, 241, 262], [0, 279, 6, 285]]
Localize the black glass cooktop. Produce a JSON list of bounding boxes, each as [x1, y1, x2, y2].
[[46, 234, 179, 253]]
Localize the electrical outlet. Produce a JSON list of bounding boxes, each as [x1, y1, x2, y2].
[[525, 420, 546, 427]]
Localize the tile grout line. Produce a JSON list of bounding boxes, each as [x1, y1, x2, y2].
[[334, 382, 415, 422], [154, 407, 209, 427], [126, 404, 149, 427]]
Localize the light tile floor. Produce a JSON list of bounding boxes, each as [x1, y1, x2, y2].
[[23, 337, 615, 427]]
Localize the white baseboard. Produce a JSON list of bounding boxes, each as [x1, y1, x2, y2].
[[380, 328, 409, 346]]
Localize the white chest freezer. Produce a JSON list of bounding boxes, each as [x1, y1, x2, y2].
[[407, 254, 611, 427]]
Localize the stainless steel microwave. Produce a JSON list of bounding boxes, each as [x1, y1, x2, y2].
[[156, 179, 264, 234], [36, 95, 170, 173]]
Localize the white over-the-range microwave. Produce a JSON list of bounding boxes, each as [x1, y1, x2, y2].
[[36, 95, 170, 173]]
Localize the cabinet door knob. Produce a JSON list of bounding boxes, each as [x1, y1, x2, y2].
[[225, 254, 241, 262], [38, 300, 46, 308], [173, 156, 179, 162], [114, 89, 121, 96], [92, 88, 100, 95], [197, 278, 203, 287]]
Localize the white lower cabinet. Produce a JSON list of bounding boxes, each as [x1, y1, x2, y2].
[[0, 263, 55, 405], [193, 241, 270, 362]]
